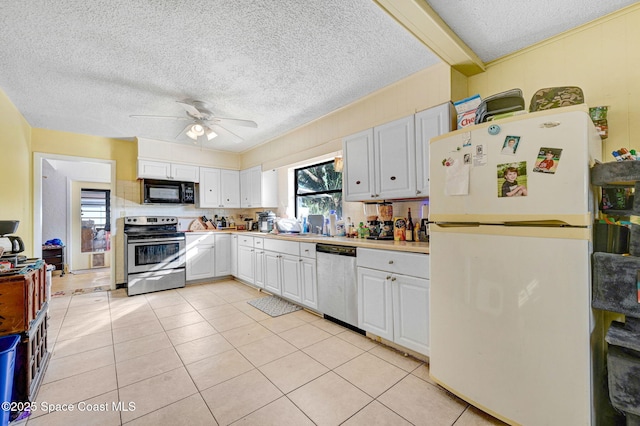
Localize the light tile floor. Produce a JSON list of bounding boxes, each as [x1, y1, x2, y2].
[[26, 278, 507, 425]]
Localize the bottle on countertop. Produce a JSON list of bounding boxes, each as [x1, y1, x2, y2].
[[358, 222, 365, 239], [302, 217, 308, 233], [329, 210, 338, 236], [406, 208, 414, 242]]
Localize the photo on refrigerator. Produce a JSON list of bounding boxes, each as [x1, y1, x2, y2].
[[497, 161, 528, 197]]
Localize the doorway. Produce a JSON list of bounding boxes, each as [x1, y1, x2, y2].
[[33, 153, 116, 290]]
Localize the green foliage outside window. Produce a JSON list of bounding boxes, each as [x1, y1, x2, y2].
[[295, 160, 343, 220]]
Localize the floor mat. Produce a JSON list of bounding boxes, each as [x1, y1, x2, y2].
[[247, 295, 302, 317]]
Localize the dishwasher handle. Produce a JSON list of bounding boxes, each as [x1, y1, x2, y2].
[[316, 243, 357, 257]]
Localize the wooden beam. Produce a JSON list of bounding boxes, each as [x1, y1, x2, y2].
[[374, 0, 485, 76]]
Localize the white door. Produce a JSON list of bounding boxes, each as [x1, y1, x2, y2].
[[415, 103, 451, 196], [254, 249, 265, 288], [343, 128, 375, 201], [429, 226, 592, 425], [300, 257, 317, 310], [237, 245, 255, 283], [357, 267, 393, 340], [220, 169, 240, 208], [199, 167, 221, 208], [263, 251, 281, 295], [374, 115, 416, 199], [137, 159, 170, 179], [280, 254, 301, 303], [249, 166, 262, 207], [392, 274, 429, 355], [171, 163, 199, 182], [240, 168, 251, 208], [214, 234, 231, 277], [186, 244, 215, 281], [231, 235, 238, 277]]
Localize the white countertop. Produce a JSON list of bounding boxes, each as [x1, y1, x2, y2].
[[186, 230, 429, 254]]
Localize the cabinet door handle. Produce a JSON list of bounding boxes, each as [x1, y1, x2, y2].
[[299, 258, 303, 262], [386, 275, 391, 280], [390, 176, 396, 181], [388, 260, 394, 264], [416, 190, 421, 195], [356, 180, 361, 185], [391, 277, 397, 281]]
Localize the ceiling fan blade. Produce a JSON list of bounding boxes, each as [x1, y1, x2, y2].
[[211, 123, 244, 143], [211, 117, 258, 128], [129, 114, 190, 120], [176, 100, 206, 119]]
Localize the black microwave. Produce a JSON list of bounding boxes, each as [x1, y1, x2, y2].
[[142, 179, 195, 204]]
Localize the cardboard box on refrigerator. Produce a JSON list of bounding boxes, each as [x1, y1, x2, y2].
[[454, 94, 481, 129]]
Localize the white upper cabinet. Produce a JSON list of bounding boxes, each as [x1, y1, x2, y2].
[[221, 169, 240, 208], [343, 115, 415, 201], [199, 167, 240, 208], [415, 102, 454, 196], [343, 103, 453, 201], [171, 163, 200, 182], [374, 115, 416, 200], [199, 167, 221, 208], [137, 159, 199, 182], [240, 166, 278, 208], [343, 128, 375, 201]]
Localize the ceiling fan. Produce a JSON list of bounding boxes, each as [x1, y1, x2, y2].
[[130, 100, 257, 143]]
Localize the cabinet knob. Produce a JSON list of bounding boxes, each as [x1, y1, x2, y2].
[[386, 275, 391, 280], [356, 180, 361, 185], [390, 176, 396, 181], [391, 277, 397, 282], [299, 259, 303, 262], [416, 190, 421, 195], [371, 194, 376, 198], [388, 260, 394, 264]]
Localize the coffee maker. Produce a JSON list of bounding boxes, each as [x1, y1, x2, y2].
[[0, 220, 25, 267], [364, 202, 394, 240], [363, 203, 381, 238]]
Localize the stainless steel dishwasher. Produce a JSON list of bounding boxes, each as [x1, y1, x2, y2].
[[316, 243, 358, 328]]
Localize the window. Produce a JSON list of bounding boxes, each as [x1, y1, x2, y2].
[[80, 189, 111, 253], [295, 160, 342, 220]]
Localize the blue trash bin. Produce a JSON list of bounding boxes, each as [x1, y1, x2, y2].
[[0, 335, 20, 426]]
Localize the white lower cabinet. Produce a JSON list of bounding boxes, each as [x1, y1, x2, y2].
[[264, 250, 281, 295], [231, 235, 238, 277], [299, 242, 317, 310], [254, 238, 265, 289], [357, 248, 430, 355], [214, 234, 231, 277], [392, 274, 429, 355], [237, 236, 255, 284], [358, 268, 394, 341], [280, 254, 301, 303], [186, 233, 216, 281]]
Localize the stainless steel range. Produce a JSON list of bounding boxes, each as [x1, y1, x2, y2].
[[124, 216, 186, 296]]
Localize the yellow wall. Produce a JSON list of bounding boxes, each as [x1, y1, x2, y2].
[[241, 62, 454, 170], [467, 4, 640, 156], [0, 90, 32, 252], [31, 128, 137, 182]]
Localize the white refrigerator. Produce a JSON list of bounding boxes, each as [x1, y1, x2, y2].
[[428, 105, 604, 425]]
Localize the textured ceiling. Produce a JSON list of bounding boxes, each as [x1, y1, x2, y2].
[[425, 0, 640, 63], [1, 1, 637, 154], [0, 0, 440, 152]]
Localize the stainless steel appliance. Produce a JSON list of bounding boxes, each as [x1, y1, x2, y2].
[[258, 211, 276, 232], [316, 243, 358, 328], [141, 179, 195, 204], [124, 216, 186, 296]]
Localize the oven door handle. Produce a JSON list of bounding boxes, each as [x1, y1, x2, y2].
[[127, 237, 185, 244]]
